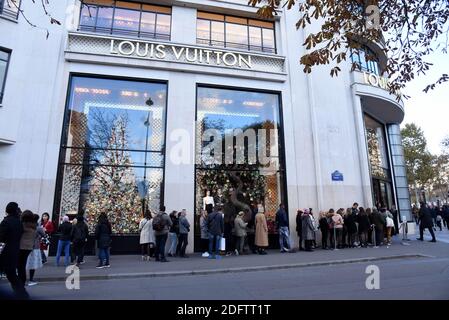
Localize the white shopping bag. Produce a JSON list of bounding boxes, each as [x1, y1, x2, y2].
[[220, 237, 226, 251]]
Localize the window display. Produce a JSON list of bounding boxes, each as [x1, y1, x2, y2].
[[56, 76, 167, 234]]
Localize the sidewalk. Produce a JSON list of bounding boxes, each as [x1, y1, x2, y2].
[[33, 234, 448, 282]]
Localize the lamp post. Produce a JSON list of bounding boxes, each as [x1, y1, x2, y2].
[[141, 97, 154, 215]]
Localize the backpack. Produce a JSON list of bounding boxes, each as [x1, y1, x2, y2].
[[152, 214, 165, 232]]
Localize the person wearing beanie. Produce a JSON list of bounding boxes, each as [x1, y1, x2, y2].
[[0, 202, 29, 299]]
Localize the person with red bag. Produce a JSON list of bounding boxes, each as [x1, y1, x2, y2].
[[39, 212, 54, 264]]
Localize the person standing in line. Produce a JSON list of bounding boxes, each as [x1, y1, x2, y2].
[[55, 215, 73, 267], [370, 209, 385, 246], [206, 205, 225, 259], [302, 209, 316, 252], [357, 207, 370, 248], [417, 202, 436, 242], [390, 205, 400, 235], [39, 212, 54, 264], [0, 202, 29, 299], [436, 210, 443, 231], [296, 210, 304, 251], [167, 211, 179, 257], [153, 205, 173, 262], [318, 211, 329, 250], [234, 211, 248, 255], [276, 203, 292, 252], [17, 210, 37, 290], [345, 208, 357, 248], [255, 204, 268, 255], [177, 209, 190, 258], [200, 210, 210, 257], [70, 217, 77, 263], [95, 213, 112, 268], [384, 208, 395, 245], [331, 209, 344, 249], [246, 202, 258, 254], [71, 215, 89, 267], [26, 214, 46, 286], [366, 208, 373, 245], [139, 210, 153, 261]]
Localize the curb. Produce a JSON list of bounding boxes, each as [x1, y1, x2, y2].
[[35, 254, 431, 283]]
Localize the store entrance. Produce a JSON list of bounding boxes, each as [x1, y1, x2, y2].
[[372, 178, 394, 209]]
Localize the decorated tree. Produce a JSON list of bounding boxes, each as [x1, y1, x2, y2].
[[84, 115, 142, 234]]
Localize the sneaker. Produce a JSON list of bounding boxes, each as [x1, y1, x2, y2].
[[202, 252, 209, 258], [234, 249, 239, 256], [27, 281, 38, 286], [79, 261, 85, 265], [95, 264, 104, 269], [141, 256, 146, 261], [429, 239, 437, 243], [103, 264, 111, 268]]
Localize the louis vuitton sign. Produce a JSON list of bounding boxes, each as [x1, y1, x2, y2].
[[110, 39, 253, 69]]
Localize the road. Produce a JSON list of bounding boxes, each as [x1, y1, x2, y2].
[[3, 255, 448, 300]]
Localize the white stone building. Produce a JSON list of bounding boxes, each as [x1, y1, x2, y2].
[[0, 0, 410, 253]]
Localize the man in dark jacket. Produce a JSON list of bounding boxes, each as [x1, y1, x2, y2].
[[417, 202, 436, 242], [56, 216, 73, 267], [176, 209, 190, 258], [276, 204, 291, 252], [153, 205, 172, 262], [206, 205, 224, 259], [71, 215, 89, 267], [0, 202, 29, 299], [370, 209, 385, 246]]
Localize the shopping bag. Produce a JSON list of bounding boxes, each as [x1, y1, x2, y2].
[[220, 237, 226, 251]]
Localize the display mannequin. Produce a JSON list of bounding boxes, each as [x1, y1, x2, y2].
[[215, 188, 225, 207], [203, 190, 215, 213]]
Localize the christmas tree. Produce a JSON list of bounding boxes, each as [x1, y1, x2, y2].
[[84, 114, 142, 234]]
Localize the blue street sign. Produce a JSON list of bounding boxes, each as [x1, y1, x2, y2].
[[331, 170, 344, 181]]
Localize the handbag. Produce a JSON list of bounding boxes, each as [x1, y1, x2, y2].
[[386, 217, 394, 227], [40, 234, 51, 246], [220, 237, 226, 251]]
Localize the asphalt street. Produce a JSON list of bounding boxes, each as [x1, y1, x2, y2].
[[4, 255, 448, 300]]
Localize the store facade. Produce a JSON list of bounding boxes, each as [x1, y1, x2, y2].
[[0, 0, 411, 253]]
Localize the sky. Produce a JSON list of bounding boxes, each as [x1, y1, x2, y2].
[[402, 51, 449, 155]]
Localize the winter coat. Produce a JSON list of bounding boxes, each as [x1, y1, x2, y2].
[[95, 222, 112, 249], [58, 221, 73, 241], [345, 213, 358, 234], [296, 214, 303, 236], [206, 211, 224, 236], [255, 213, 269, 247], [33, 226, 46, 250], [302, 214, 316, 240], [139, 218, 152, 244], [20, 221, 37, 251], [318, 217, 329, 233], [153, 212, 173, 236], [169, 216, 179, 234], [71, 222, 89, 244], [40, 220, 54, 250], [200, 216, 208, 239], [419, 206, 433, 228], [0, 214, 23, 270], [370, 211, 385, 230], [178, 216, 190, 234], [234, 216, 248, 237], [276, 208, 289, 228], [357, 214, 371, 233], [332, 214, 344, 229]]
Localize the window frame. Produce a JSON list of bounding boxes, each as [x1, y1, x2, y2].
[[78, 0, 172, 41], [351, 45, 381, 76], [196, 12, 277, 54], [0, 0, 21, 20], [0, 47, 11, 104]]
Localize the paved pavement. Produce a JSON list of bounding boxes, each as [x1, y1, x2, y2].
[[1, 230, 448, 299]]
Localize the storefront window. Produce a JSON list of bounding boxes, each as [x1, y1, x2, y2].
[[364, 114, 394, 209], [195, 86, 286, 245], [56, 76, 167, 234], [78, 0, 171, 40]]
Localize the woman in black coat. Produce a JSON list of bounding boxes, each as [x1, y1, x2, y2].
[[95, 213, 112, 268], [318, 211, 329, 249], [344, 208, 358, 247], [296, 210, 304, 250], [357, 207, 370, 247]]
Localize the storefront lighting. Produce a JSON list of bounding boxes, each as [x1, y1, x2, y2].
[[74, 87, 110, 94], [243, 101, 264, 107], [121, 90, 139, 97]]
